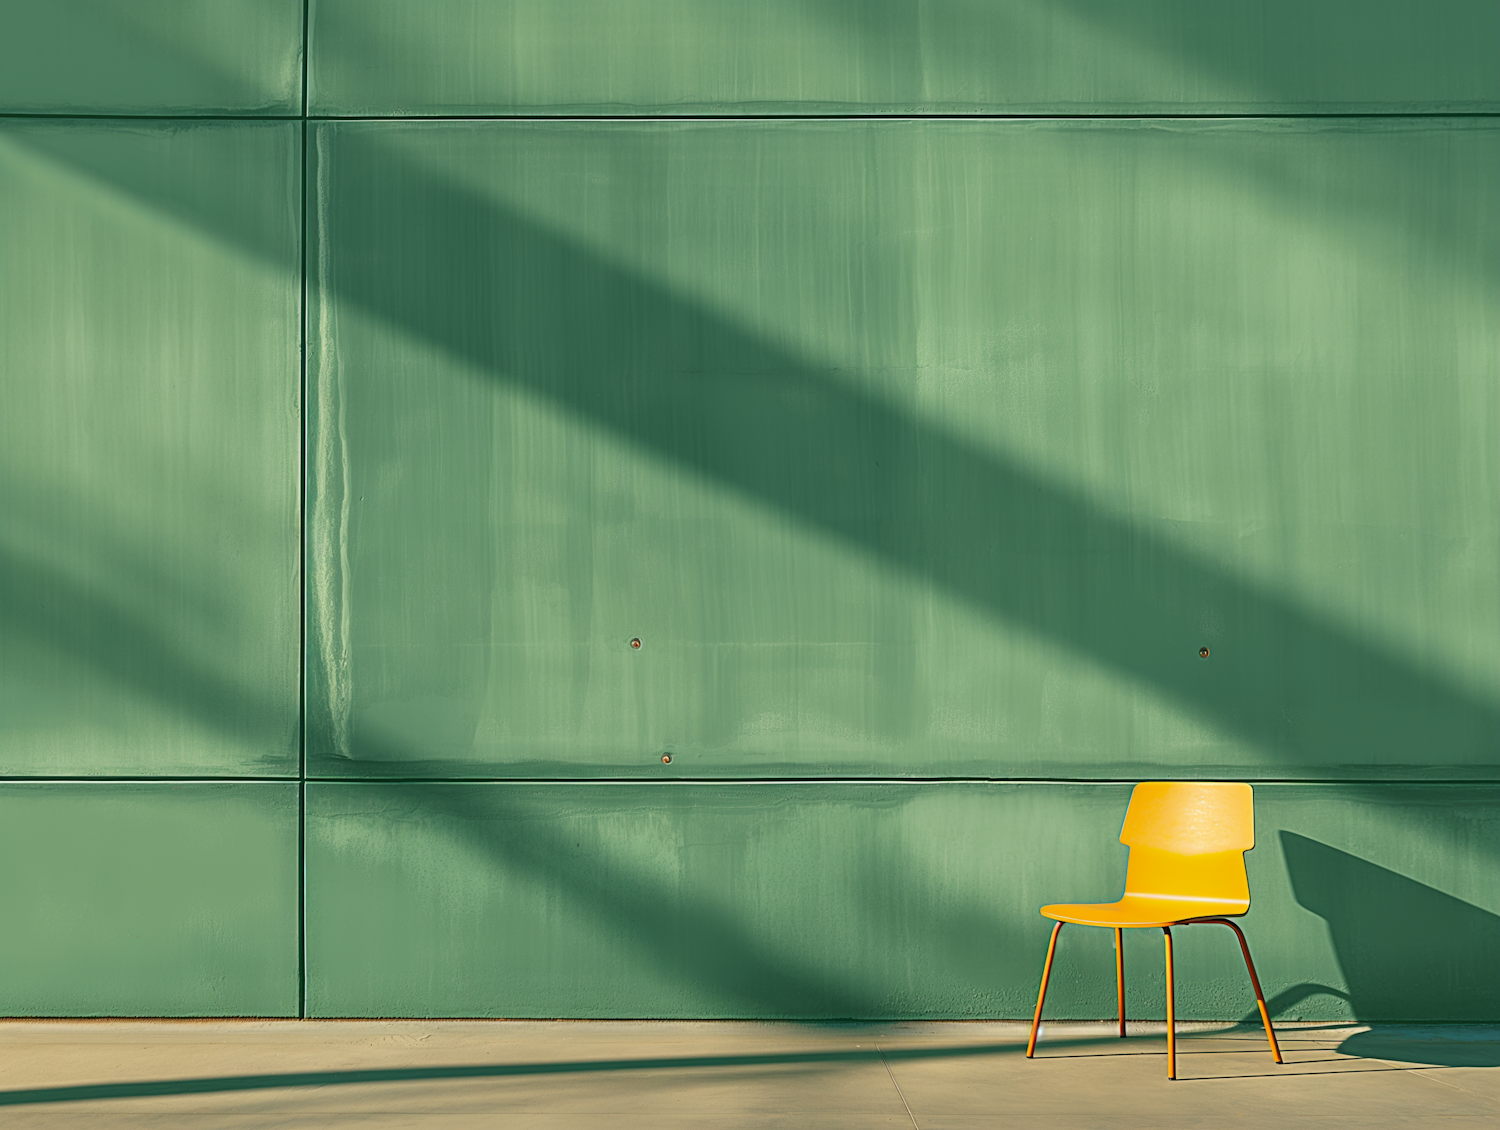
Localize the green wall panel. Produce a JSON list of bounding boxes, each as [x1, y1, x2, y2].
[[306, 119, 1500, 781], [2, 5, 1496, 1027], [0, 120, 301, 776], [0, 783, 299, 1016], [305, 782, 1500, 1021], [0, 0, 304, 116], [308, 0, 1500, 116]]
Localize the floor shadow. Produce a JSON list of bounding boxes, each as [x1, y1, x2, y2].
[[1176, 1064, 1449, 1081], [1281, 832, 1500, 1025], [0, 1035, 1100, 1107], [1336, 1028, 1500, 1068], [0, 1027, 1448, 1106]]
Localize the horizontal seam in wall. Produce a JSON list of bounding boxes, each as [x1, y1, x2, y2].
[[4, 111, 1500, 123], [0, 776, 301, 784], [0, 112, 304, 121], [308, 111, 1500, 122], [3, 776, 1497, 785], [295, 776, 1500, 786]]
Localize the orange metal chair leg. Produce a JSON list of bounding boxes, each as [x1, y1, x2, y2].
[[1163, 927, 1176, 1080], [1027, 921, 1064, 1058], [1202, 918, 1283, 1064], [1114, 927, 1126, 1038]]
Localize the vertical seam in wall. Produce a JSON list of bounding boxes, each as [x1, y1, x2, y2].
[[297, 0, 311, 1021]]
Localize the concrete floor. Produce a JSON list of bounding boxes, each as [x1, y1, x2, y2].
[[0, 1020, 1497, 1128]]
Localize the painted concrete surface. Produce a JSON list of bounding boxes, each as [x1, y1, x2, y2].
[[305, 782, 1500, 1022], [307, 0, 1500, 116], [306, 118, 1500, 782], [5, 0, 1498, 118], [6, 7, 1499, 1027], [0, 1021, 1495, 1128], [0, 1, 304, 115], [0, 120, 301, 777], [0, 784, 299, 1017]]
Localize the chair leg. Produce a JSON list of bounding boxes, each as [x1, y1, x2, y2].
[[1162, 926, 1176, 1080], [1115, 927, 1126, 1038], [1204, 918, 1283, 1064], [1026, 921, 1064, 1058]]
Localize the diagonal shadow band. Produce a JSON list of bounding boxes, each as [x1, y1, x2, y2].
[[0, 544, 294, 759], [310, 125, 1498, 774], [0, 1034, 1114, 1108], [309, 783, 886, 1017], [9, 121, 1500, 776], [4, 43, 1499, 1024]]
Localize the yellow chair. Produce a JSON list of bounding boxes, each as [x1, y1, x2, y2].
[[1025, 782, 1282, 1079]]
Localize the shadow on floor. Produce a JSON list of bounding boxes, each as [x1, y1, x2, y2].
[[1336, 1029, 1500, 1068], [0, 1033, 1110, 1108]]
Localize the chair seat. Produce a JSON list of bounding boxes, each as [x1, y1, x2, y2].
[[1041, 895, 1249, 928]]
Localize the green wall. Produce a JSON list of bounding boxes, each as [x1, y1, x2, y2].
[[306, 117, 1500, 782], [305, 0, 1500, 115], [1, 119, 301, 778], [1, 2, 1496, 1020], [0, 784, 298, 1016], [306, 783, 1500, 1022]]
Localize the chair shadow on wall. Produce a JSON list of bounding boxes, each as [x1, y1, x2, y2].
[[1278, 831, 1500, 1067]]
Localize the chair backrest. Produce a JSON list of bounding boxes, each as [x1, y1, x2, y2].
[[1120, 782, 1254, 909]]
